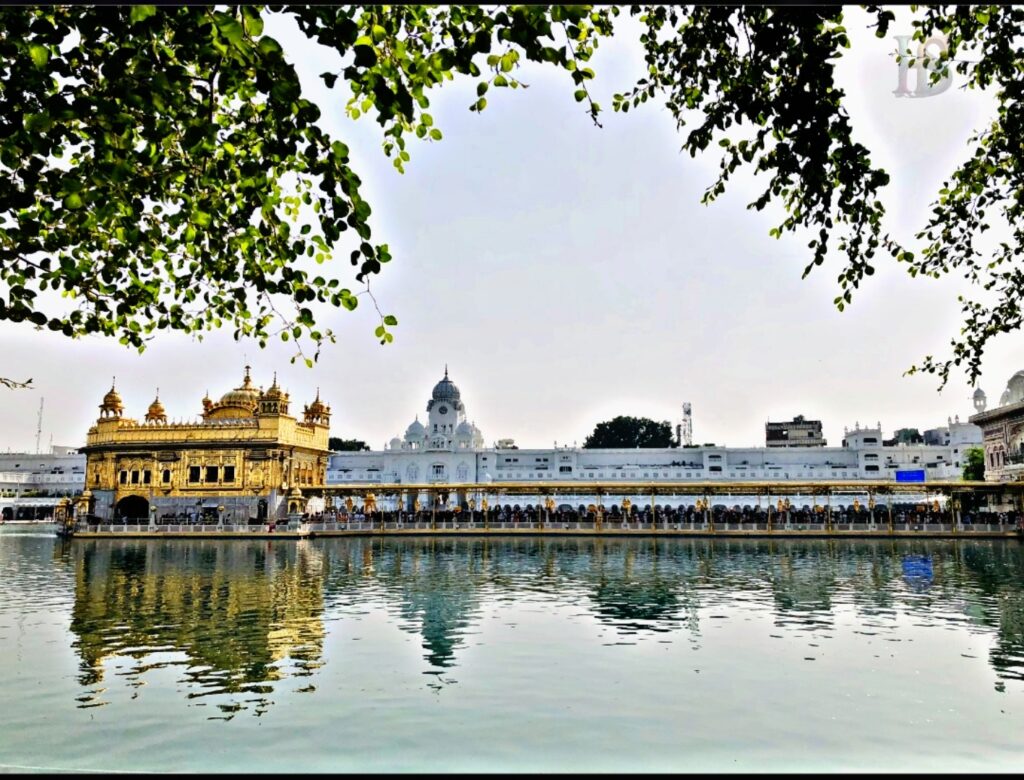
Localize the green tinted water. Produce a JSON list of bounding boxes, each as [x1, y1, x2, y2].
[[1, 532, 1022, 772]]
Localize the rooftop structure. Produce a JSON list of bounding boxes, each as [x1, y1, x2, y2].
[[766, 415, 826, 448]]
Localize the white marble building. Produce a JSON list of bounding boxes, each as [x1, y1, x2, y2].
[[326, 370, 984, 487], [0, 446, 85, 521]]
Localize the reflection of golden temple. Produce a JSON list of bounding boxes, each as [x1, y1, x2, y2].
[[69, 540, 325, 710], [79, 367, 331, 524]]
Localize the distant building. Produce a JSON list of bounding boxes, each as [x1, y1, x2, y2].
[[765, 415, 825, 448], [327, 372, 980, 506], [0, 446, 85, 521]]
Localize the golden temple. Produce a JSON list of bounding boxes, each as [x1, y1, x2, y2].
[[78, 367, 330, 524]]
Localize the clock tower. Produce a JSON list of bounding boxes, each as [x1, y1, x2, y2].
[[426, 366, 466, 447]]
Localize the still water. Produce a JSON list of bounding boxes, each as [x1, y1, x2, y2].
[[1, 531, 1023, 772]]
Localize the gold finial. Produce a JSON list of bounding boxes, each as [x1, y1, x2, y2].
[[243, 365, 252, 386]]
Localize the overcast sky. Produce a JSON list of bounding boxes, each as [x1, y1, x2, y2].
[[2, 7, 1022, 454]]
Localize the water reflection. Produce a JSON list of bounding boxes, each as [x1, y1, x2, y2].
[[69, 539, 325, 717], [60, 536, 1024, 714]]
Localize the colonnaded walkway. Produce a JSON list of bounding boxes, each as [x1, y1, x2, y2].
[[69, 480, 1024, 539]]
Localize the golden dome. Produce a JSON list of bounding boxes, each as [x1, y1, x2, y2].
[[99, 378, 123, 417], [217, 366, 261, 408], [145, 390, 167, 423], [102, 383, 121, 407]]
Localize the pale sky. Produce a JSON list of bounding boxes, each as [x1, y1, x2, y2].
[[2, 7, 1022, 453]]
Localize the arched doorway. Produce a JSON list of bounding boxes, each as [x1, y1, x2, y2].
[[115, 495, 149, 524]]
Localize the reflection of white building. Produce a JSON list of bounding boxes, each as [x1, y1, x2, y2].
[[327, 369, 984, 488]]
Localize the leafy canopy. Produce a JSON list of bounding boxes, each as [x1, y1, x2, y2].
[[584, 415, 676, 449], [328, 437, 369, 452], [1, 5, 1018, 387], [962, 446, 985, 481]]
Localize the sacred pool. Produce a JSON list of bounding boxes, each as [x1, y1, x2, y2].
[[1, 529, 1022, 772]]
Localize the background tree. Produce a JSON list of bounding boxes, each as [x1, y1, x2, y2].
[[2, 5, 1020, 388], [583, 416, 675, 449], [328, 437, 369, 452], [963, 446, 986, 481], [894, 428, 924, 445]]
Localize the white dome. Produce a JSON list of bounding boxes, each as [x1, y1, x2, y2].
[[405, 418, 426, 439], [389, 437, 403, 450], [455, 420, 474, 437]]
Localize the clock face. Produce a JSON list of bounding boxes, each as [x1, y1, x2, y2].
[[438, 405, 448, 415]]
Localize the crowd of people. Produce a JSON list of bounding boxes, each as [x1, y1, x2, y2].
[[299, 502, 1023, 529], [86, 501, 1024, 531]]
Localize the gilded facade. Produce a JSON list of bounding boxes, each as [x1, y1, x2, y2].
[[79, 368, 330, 523]]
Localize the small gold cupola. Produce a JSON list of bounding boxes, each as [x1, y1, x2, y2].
[[259, 372, 290, 416], [304, 388, 330, 424], [145, 389, 167, 424], [99, 377, 124, 419]]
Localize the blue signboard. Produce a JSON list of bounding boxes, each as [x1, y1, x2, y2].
[[895, 469, 926, 483]]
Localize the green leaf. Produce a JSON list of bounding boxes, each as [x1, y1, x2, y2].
[[241, 6, 264, 37], [257, 36, 282, 55], [28, 44, 48, 68], [130, 5, 157, 24], [62, 193, 83, 210], [383, 314, 397, 326], [573, 89, 587, 102], [215, 14, 245, 47]]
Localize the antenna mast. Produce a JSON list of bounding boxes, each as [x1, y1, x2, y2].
[[680, 402, 693, 447], [35, 397, 44, 454]]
